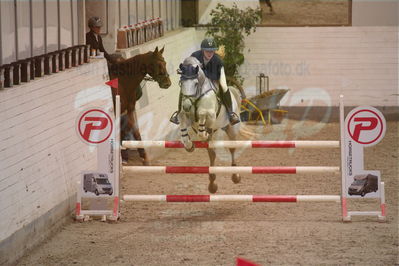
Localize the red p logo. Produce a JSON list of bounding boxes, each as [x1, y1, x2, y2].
[[352, 117, 378, 142], [347, 108, 385, 146], [82, 117, 109, 140], [77, 109, 113, 144]]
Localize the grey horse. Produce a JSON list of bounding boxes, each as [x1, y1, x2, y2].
[[177, 56, 242, 193]]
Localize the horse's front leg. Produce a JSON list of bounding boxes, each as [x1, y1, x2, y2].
[[120, 114, 130, 164], [179, 113, 194, 152], [207, 148, 218, 193], [229, 147, 241, 184], [197, 112, 209, 140], [129, 109, 150, 165]]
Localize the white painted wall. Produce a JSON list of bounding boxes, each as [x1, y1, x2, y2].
[[241, 26, 398, 107], [0, 59, 111, 260], [352, 0, 398, 26]]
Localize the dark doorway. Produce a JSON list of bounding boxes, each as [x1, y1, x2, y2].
[[181, 0, 198, 27]]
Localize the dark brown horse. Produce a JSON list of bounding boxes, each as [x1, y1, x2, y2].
[[110, 47, 171, 165]]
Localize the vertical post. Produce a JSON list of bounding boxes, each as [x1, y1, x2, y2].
[[118, 0, 121, 28], [379, 182, 386, 222], [57, 0, 60, 50], [70, 0, 74, 45], [0, 1, 2, 66], [75, 180, 83, 221], [128, 0, 130, 25], [14, 0, 19, 61], [30, 0, 33, 57], [113, 95, 121, 220], [339, 95, 349, 221], [77, 0, 85, 45], [44, 0, 47, 54]]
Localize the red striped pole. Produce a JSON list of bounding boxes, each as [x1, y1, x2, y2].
[[124, 166, 340, 174], [122, 140, 339, 149], [166, 195, 210, 202], [123, 195, 341, 202]]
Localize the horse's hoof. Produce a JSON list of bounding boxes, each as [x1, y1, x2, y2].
[[232, 174, 241, 184], [208, 183, 218, 194], [199, 132, 209, 140], [184, 144, 195, 153]]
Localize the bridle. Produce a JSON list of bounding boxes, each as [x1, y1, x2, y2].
[[145, 55, 170, 87], [178, 64, 216, 105]]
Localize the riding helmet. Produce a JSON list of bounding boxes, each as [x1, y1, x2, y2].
[[88, 16, 103, 28], [200, 38, 218, 51]]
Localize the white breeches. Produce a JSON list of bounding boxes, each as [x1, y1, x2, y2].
[[219, 67, 228, 93]]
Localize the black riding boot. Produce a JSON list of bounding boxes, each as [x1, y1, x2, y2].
[[170, 93, 182, 125], [222, 89, 240, 125]]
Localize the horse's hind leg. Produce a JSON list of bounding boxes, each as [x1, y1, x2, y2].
[[120, 114, 130, 163], [207, 148, 218, 193], [226, 125, 241, 184], [130, 110, 150, 166]]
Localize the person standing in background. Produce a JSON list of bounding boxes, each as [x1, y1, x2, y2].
[[86, 16, 111, 61]]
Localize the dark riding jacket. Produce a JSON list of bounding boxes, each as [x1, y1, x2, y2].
[[86, 30, 111, 61], [191, 50, 223, 81]]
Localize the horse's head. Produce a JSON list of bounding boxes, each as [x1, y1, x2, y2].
[[178, 57, 206, 112], [146, 46, 171, 89]]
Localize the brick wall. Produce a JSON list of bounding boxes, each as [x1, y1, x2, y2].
[[0, 59, 110, 264]]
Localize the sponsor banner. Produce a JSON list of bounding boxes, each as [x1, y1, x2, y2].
[[344, 106, 386, 198], [76, 107, 116, 198]]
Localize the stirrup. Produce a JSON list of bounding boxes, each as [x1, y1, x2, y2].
[[170, 111, 180, 125], [229, 112, 240, 125]]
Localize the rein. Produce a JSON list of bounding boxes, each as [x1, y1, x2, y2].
[[180, 77, 222, 122]]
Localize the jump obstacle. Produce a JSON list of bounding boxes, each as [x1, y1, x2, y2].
[[76, 95, 387, 222], [123, 140, 340, 149]]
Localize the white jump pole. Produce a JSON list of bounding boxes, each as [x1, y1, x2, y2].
[[123, 166, 340, 174], [122, 140, 340, 149], [123, 195, 341, 203]]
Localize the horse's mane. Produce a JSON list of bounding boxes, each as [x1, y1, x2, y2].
[[110, 51, 156, 77], [115, 51, 149, 65], [182, 56, 201, 67]]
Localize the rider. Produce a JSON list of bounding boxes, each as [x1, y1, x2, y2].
[[170, 37, 240, 125]]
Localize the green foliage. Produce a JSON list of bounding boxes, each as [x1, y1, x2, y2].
[[206, 3, 261, 85]]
